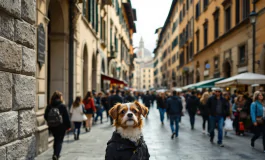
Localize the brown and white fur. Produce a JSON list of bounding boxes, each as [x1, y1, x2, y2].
[[109, 101, 149, 142]]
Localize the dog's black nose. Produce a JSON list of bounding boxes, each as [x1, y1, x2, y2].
[[127, 113, 133, 118]]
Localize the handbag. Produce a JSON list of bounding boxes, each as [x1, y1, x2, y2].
[[82, 114, 87, 121], [255, 103, 264, 125], [224, 118, 233, 131]]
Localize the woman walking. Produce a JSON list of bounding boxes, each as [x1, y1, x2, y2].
[[250, 91, 265, 152], [83, 91, 96, 132], [70, 96, 86, 140], [234, 95, 247, 135], [44, 91, 71, 160], [199, 92, 210, 134], [156, 92, 167, 124]]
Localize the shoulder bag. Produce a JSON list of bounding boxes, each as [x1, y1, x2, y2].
[[255, 103, 263, 125]]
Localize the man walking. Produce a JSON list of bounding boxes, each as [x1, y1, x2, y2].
[[167, 91, 183, 139], [186, 91, 200, 130], [207, 88, 229, 147], [109, 89, 123, 125], [142, 91, 152, 116]]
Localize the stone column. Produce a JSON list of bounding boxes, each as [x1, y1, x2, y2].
[[0, 0, 36, 159]]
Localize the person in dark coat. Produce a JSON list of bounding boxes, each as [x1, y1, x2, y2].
[[105, 131, 150, 160], [186, 91, 200, 130], [207, 88, 230, 147], [101, 92, 110, 121], [44, 91, 71, 160], [109, 90, 123, 125], [142, 91, 152, 115], [167, 91, 183, 139], [156, 92, 167, 124], [199, 92, 210, 134], [124, 91, 136, 103]]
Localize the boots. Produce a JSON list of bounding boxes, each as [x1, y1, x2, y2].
[[77, 134, 80, 140], [74, 133, 77, 140]]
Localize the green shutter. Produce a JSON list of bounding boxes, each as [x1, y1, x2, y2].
[[83, 0, 86, 16], [89, 0, 93, 22], [110, 28, 112, 49], [100, 18, 102, 39], [96, 2, 98, 32]]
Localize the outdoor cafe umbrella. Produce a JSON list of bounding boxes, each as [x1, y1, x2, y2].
[[215, 72, 265, 87]]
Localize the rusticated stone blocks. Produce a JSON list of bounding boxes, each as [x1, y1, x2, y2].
[[6, 136, 36, 160], [0, 112, 18, 145], [19, 110, 35, 138], [14, 19, 36, 49], [0, 37, 22, 72], [12, 74, 35, 110], [0, 71, 12, 112]]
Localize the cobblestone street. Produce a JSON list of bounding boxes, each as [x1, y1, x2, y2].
[[37, 102, 265, 160]]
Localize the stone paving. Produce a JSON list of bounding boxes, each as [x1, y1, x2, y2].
[[37, 101, 265, 160]]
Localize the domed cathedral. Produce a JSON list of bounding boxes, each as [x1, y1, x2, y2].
[[133, 37, 154, 91]]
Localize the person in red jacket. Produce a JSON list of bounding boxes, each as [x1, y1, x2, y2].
[[83, 91, 96, 132]]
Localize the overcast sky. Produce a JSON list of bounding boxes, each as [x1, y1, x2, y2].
[[131, 0, 172, 53]]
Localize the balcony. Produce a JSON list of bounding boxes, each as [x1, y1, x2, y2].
[[108, 45, 117, 63], [204, 70, 209, 76]]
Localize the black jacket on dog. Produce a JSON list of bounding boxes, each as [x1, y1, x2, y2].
[[105, 131, 150, 160]]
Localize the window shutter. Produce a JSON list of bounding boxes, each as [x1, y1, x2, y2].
[[96, 2, 98, 32], [83, 0, 86, 16]]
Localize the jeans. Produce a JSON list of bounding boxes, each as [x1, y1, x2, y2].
[[209, 116, 224, 144], [95, 109, 103, 122], [73, 122, 81, 136], [158, 108, 166, 122], [51, 128, 66, 157], [189, 112, 196, 128], [251, 123, 265, 150], [170, 115, 180, 136]]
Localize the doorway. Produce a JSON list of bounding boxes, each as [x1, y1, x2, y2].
[[92, 54, 97, 91], [223, 61, 232, 78], [47, 0, 66, 103], [83, 45, 88, 97]]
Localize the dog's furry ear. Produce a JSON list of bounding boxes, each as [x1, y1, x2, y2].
[[109, 103, 121, 119], [134, 101, 149, 117]]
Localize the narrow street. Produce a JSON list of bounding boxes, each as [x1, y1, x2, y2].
[[37, 101, 265, 160]]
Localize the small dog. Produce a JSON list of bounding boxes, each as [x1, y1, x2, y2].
[[105, 101, 150, 160]]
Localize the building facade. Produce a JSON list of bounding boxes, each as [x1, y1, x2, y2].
[[133, 38, 154, 91], [0, 0, 37, 159], [0, 0, 137, 158], [154, 0, 265, 92]]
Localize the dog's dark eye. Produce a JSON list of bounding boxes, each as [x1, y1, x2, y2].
[[133, 110, 137, 113], [121, 110, 125, 114]]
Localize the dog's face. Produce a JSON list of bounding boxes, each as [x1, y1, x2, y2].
[[109, 101, 148, 129]]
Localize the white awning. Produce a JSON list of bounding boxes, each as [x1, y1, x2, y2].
[[215, 72, 265, 87]]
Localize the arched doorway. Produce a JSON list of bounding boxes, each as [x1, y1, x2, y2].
[[223, 61, 232, 78], [92, 54, 97, 91], [83, 45, 88, 97], [47, 0, 66, 103], [101, 59, 105, 73]]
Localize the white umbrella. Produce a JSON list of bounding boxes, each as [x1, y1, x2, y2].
[[172, 87, 183, 92], [215, 72, 265, 87]]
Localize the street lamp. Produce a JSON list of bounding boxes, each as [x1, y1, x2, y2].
[[250, 10, 257, 93]]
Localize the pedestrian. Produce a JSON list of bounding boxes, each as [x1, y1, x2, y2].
[[101, 92, 110, 121], [143, 91, 153, 116], [207, 88, 229, 147], [124, 91, 135, 103], [44, 91, 71, 160], [233, 95, 247, 135], [156, 92, 167, 125], [186, 91, 200, 130], [70, 96, 86, 140], [223, 92, 233, 136], [199, 91, 210, 134], [166, 90, 183, 139], [94, 92, 104, 124], [231, 90, 237, 105], [178, 92, 186, 123], [83, 91, 96, 132], [109, 89, 123, 125], [250, 91, 265, 152]]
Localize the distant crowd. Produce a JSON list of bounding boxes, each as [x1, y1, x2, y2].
[[44, 88, 265, 159]]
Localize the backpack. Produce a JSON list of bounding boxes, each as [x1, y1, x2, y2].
[[47, 106, 63, 127], [84, 99, 92, 110]]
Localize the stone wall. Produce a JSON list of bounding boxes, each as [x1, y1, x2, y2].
[[0, 0, 36, 159]]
